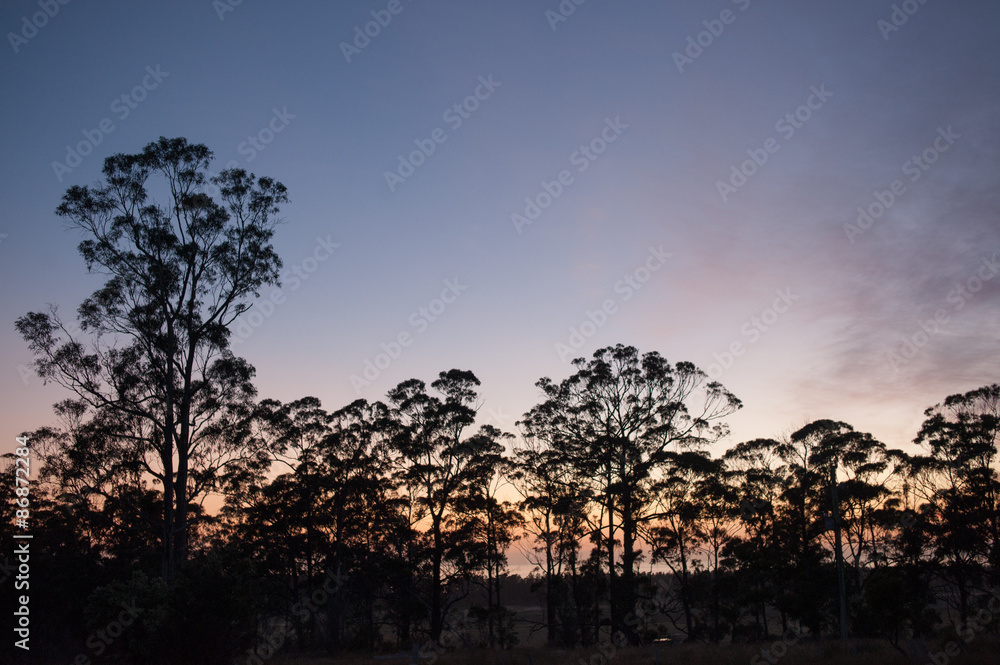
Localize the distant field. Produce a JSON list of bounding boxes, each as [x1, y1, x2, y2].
[[272, 637, 1000, 665]]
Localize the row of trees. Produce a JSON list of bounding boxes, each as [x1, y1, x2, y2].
[[5, 138, 998, 663], [7, 351, 999, 659]]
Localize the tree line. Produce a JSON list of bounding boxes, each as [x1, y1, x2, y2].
[[4, 138, 998, 664]]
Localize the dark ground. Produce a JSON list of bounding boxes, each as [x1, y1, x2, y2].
[[270, 637, 1000, 665]]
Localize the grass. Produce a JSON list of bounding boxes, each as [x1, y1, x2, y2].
[[271, 636, 1000, 665]]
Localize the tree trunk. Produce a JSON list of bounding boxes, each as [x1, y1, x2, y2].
[[679, 536, 694, 638], [606, 498, 617, 643], [621, 499, 637, 644], [160, 424, 175, 582], [173, 454, 189, 582], [712, 543, 720, 642], [431, 517, 444, 642], [545, 510, 557, 645], [487, 503, 496, 648]]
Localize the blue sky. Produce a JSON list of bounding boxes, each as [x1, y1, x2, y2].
[[2, 0, 999, 459]]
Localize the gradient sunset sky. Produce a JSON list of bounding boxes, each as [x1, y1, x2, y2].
[[2, 0, 998, 460]]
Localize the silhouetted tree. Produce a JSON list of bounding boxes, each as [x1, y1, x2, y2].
[[914, 383, 1000, 622], [512, 435, 589, 646], [722, 438, 783, 637], [692, 460, 740, 641], [519, 344, 741, 643], [651, 450, 714, 639], [323, 397, 401, 650], [386, 369, 501, 642], [16, 137, 287, 581], [451, 425, 523, 647]]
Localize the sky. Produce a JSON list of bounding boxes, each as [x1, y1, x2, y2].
[[2, 0, 999, 466]]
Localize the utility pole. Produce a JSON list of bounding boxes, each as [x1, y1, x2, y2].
[[830, 459, 848, 641]]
